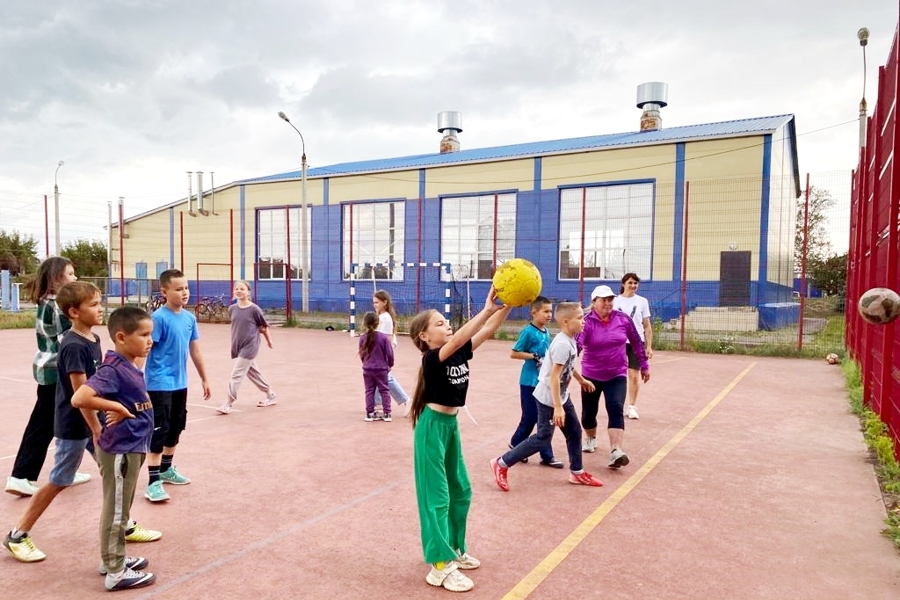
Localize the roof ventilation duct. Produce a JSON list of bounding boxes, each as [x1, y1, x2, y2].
[[438, 111, 462, 153], [636, 82, 668, 132]]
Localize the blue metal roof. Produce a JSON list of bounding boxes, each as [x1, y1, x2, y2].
[[240, 114, 795, 184]]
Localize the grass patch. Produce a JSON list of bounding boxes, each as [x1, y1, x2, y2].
[[0, 310, 34, 329], [652, 314, 847, 359], [842, 359, 900, 550]]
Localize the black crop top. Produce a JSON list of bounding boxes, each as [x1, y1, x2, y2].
[[421, 340, 473, 407]]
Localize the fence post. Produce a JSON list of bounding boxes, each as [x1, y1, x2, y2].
[[679, 181, 690, 351], [798, 173, 810, 351]]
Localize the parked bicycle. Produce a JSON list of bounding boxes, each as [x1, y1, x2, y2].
[[144, 293, 166, 313], [195, 295, 231, 322]]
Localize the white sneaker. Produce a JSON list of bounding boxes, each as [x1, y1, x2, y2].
[[626, 405, 640, 419], [455, 552, 481, 570], [216, 403, 233, 414], [105, 566, 156, 591], [426, 562, 474, 592], [257, 393, 277, 408], [5, 477, 38, 497], [608, 448, 630, 469], [582, 436, 596, 453], [72, 472, 91, 485]]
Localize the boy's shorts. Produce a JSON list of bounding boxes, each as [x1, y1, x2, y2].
[[626, 344, 641, 370], [148, 389, 188, 452], [48, 438, 90, 486]]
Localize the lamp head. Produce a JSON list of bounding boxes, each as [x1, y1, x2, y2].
[[58, 160, 64, 167], [278, 111, 290, 123], [858, 27, 869, 47]]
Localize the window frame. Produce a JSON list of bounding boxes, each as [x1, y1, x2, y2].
[[557, 181, 654, 281], [440, 191, 517, 281], [341, 199, 406, 281], [255, 206, 312, 281]]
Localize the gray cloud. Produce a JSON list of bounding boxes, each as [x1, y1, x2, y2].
[[0, 0, 894, 233]]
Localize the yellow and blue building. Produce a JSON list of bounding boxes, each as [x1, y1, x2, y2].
[[114, 111, 800, 324]]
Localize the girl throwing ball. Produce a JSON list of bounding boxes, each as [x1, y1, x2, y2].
[[408, 286, 511, 592]]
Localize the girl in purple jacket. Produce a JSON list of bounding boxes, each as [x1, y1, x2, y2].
[[359, 312, 394, 422]]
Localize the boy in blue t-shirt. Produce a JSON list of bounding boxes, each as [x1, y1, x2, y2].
[[72, 307, 157, 591], [142, 269, 211, 503], [507, 296, 561, 467]]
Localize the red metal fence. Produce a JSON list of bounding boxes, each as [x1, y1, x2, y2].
[[847, 10, 900, 457]]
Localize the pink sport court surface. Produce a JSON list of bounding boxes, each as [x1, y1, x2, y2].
[[0, 324, 897, 599]]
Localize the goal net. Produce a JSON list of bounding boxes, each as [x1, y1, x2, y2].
[[348, 262, 469, 336]]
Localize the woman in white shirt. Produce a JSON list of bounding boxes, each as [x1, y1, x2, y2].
[[612, 273, 653, 419], [373, 290, 411, 416]]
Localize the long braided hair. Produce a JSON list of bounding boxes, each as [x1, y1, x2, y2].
[[407, 309, 438, 427], [358, 312, 379, 361]]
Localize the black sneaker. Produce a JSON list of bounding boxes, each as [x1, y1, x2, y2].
[[105, 567, 156, 591], [98, 556, 149, 575], [365, 412, 381, 422], [540, 457, 565, 469]]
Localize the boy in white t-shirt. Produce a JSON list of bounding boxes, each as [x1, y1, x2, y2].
[[613, 273, 653, 419], [490, 303, 603, 491]]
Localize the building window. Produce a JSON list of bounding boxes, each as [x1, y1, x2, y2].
[[342, 201, 405, 280], [559, 183, 653, 280], [441, 193, 516, 280], [256, 207, 312, 280]]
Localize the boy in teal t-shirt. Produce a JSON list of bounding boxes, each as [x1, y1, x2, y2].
[[507, 296, 561, 467]]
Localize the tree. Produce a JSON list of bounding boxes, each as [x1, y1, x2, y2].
[[794, 185, 835, 274], [0, 229, 39, 275], [61, 239, 108, 278], [808, 252, 847, 297]]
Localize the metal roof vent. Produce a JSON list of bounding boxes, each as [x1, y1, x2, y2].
[[636, 82, 668, 132], [438, 111, 462, 153]]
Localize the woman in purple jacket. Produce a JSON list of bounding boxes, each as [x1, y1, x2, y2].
[[578, 285, 650, 469]]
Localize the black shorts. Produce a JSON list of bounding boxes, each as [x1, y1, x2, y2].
[[626, 344, 642, 370], [148, 389, 188, 453]]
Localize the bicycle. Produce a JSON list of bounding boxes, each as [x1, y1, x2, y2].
[[144, 293, 166, 313], [195, 295, 231, 322]]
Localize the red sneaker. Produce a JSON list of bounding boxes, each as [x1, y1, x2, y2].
[[568, 471, 603, 487], [490, 458, 509, 491]]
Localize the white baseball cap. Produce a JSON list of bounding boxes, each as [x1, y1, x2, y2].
[[590, 285, 616, 300]]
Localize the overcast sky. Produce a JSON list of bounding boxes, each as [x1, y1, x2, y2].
[[0, 1, 896, 247]]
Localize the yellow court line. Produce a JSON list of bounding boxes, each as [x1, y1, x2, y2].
[[501, 361, 757, 600]]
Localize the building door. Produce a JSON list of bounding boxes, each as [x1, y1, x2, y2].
[[155, 262, 168, 293], [719, 251, 751, 306], [135, 262, 148, 298]]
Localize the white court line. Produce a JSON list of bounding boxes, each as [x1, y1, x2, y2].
[[0, 408, 241, 461], [0, 375, 35, 384], [651, 357, 685, 364]]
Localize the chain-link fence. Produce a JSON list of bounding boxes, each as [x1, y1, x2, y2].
[[2, 166, 852, 357]]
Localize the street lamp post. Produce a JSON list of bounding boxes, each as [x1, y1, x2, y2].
[[54, 160, 64, 255], [277, 111, 309, 313], [858, 27, 869, 149]]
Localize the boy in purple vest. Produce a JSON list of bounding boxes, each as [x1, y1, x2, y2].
[[72, 307, 157, 591]]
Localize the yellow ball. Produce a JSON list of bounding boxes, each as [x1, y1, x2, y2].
[[492, 258, 543, 307]]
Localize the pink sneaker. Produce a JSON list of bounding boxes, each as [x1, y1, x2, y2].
[[490, 458, 509, 491], [568, 471, 603, 487]]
